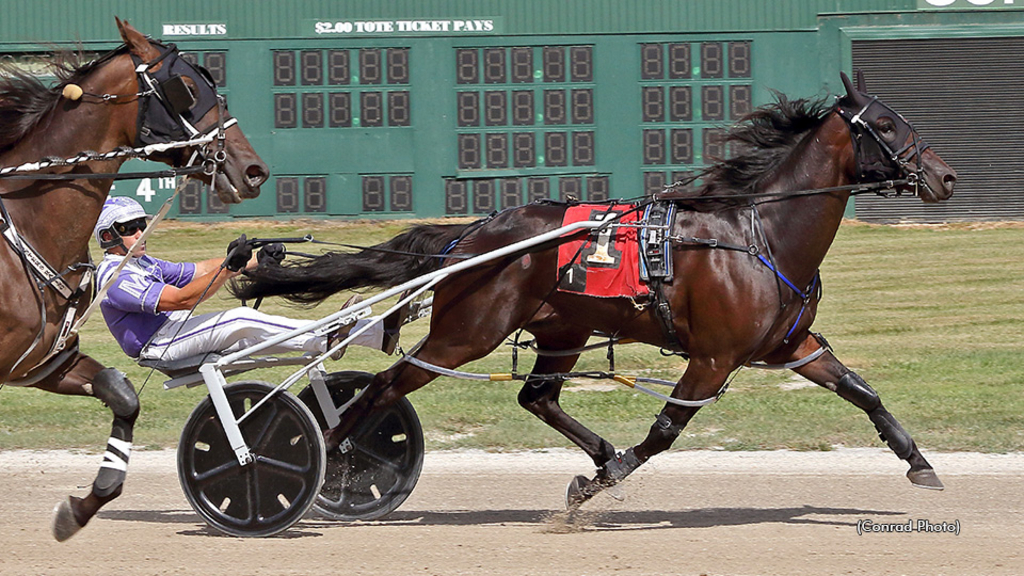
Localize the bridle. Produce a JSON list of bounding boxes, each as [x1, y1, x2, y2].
[[835, 94, 933, 199]]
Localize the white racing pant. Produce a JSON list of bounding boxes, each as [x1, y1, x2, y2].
[[139, 307, 382, 361]]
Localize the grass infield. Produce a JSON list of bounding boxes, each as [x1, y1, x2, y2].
[[0, 218, 1021, 453]]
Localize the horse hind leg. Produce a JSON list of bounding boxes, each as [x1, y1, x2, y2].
[[789, 335, 943, 490], [517, 332, 618, 467], [48, 364, 140, 541]]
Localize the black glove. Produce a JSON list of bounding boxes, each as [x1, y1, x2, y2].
[[257, 242, 286, 266], [225, 234, 253, 272]]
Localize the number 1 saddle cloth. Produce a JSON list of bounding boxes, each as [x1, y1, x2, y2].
[[556, 203, 651, 298]]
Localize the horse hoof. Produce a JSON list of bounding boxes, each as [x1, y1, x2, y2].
[[52, 497, 85, 542], [908, 468, 944, 491], [565, 475, 592, 510]]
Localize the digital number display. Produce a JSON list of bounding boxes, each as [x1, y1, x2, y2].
[[360, 49, 383, 85], [474, 180, 496, 212], [502, 178, 521, 207], [513, 132, 535, 167], [669, 86, 692, 121], [703, 128, 727, 161], [301, 50, 323, 85], [528, 177, 550, 201], [328, 50, 350, 85], [486, 133, 508, 168], [700, 42, 724, 79], [728, 42, 751, 78], [204, 52, 227, 87], [571, 89, 593, 124], [644, 171, 667, 196], [302, 93, 324, 128], [456, 49, 478, 84], [305, 177, 327, 212], [276, 177, 300, 212], [390, 175, 413, 211], [512, 90, 534, 125], [588, 176, 609, 201], [569, 46, 593, 82], [273, 51, 295, 86], [458, 92, 480, 127], [671, 129, 693, 164], [387, 48, 410, 84], [362, 176, 385, 211], [545, 131, 568, 167], [483, 48, 506, 84], [640, 44, 663, 80], [572, 131, 595, 166], [544, 90, 567, 125], [445, 180, 469, 214], [642, 87, 664, 123], [207, 184, 229, 214], [458, 133, 482, 169], [179, 179, 203, 215], [274, 93, 297, 128], [511, 47, 532, 83], [361, 91, 384, 127], [668, 44, 691, 79], [389, 91, 411, 126], [329, 92, 351, 127], [560, 176, 582, 201], [485, 91, 507, 126], [643, 129, 666, 165], [730, 85, 752, 120], [701, 85, 725, 121], [543, 47, 565, 82]]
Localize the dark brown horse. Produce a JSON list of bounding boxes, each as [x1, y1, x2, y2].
[[0, 18, 267, 540], [234, 73, 956, 507]]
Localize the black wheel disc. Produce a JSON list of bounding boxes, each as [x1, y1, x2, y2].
[[177, 381, 326, 537], [298, 371, 424, 521]]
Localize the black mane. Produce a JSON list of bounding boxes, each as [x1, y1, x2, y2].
[[0, 47, 119, 155], [666, 93, 834, 204]]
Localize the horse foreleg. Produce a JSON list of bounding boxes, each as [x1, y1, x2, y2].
[[40, 358, 140, 541], [788, 334, 943, 490], [567, 360, 731, 509], [517, 333, 617, 468]]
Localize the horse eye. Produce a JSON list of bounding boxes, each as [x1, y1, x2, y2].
[[875, 119, 897, 140]]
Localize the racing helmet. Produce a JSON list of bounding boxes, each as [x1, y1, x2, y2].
[[94, 196, 151, 251]]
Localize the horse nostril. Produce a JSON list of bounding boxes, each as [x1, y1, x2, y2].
[[246, 163, 269, 187], [943, 172, 957, 188]]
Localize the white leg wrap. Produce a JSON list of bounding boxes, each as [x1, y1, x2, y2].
[[100, 437, 132, 472]]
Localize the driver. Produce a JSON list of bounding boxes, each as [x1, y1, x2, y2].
[[93, 196, 408, 363]]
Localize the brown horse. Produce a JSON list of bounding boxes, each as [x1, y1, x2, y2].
[[234, 73, 956, 507], [0, 18, 267, 540]]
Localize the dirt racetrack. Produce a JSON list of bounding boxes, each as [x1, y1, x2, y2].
[[1, 448, 1021, 576]]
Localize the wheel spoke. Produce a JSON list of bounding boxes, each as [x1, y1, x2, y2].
[[191, 458, 243, 487], [349, 441, 403, 473], [255, 454, 313, 478]]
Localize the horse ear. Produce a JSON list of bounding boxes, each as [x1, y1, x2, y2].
[[115, 17, 152, 59], [855, 69, 867, 93], [840, 72, 857, 99]]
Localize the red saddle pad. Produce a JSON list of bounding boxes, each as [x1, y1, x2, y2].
[[556, 204, 650, 298]]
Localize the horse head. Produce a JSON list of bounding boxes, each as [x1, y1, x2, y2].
[[836, 71, 956, 203], [110, 18, 268, 203]]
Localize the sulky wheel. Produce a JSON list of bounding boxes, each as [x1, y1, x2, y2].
[[297, 371, 424, 521], [177, 381, 326, 537]]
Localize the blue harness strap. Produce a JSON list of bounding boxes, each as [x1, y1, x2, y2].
[[755, 254, 820, 342]]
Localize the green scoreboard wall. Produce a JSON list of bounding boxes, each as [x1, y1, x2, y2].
[[1, 0, 1021, 221], [149, 33, 770, 220]]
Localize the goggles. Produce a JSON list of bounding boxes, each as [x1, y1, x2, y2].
[[113, 217, 148, 236]]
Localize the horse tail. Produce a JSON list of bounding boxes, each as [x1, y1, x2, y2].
[[230, 223, 470, 305]]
